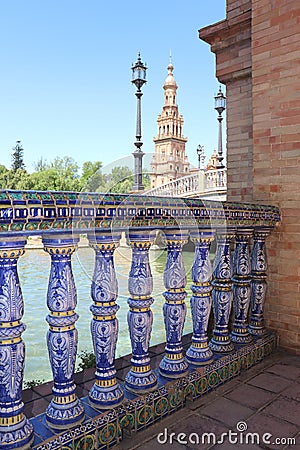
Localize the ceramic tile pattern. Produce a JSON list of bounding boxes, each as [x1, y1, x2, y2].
[[22, 332, 287, 449]]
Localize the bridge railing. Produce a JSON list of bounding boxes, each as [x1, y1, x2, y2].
[[0, 189, 280, 449], [145, 168, 227, 197]]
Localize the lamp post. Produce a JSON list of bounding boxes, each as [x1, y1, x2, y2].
[[196, 144, 205, 170], [131, 52, 147, 192], [214, 86, 226, 169]]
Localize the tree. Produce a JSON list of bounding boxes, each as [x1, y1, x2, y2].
[[80, 161, 104, 192], [34, 157, 48, 172], [3, 168, 31, 190], [11, 140, 25, 171], [0, 165, 9, 189], [102, 166, 134, 193], [31, 155, 81, 191]]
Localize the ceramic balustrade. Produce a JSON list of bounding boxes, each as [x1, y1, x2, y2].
[[42, 235, 85, 430], [125, 231, 158, 393], [209, 230, 235, 353], [87, 231, 124, 408], [230, 229, 253, 344], [159, 230, 189, 378], [0, 237, 33, 450], [0, 190, 281, 448], [186, 229, 214, 365], [249, 229, 271, 336]]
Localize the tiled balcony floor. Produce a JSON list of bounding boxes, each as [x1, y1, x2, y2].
[[117, 350, 300, 450], [23, 337, 300, 449]]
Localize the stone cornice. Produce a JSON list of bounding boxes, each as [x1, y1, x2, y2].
[[199, 11, 252, 83]]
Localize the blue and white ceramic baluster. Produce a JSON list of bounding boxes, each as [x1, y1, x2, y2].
[[43, 235, 84, 430], [209, 230, 235, 353], [88, 232, 124, 408], [186, 230, 214, 365], [125, 231, 158, 393], [0, 237, 33, 450], [249, 228, 270, 336], [230, 229, 253, 344], [159, 231, 189, 378]]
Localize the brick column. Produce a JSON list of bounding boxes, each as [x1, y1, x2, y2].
[[199, 1, 253, 202]]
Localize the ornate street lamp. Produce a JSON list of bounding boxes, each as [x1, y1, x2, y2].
[[214, 86, 226, 169], [196, 144, 205, 170], [131, 52, 147, 191]]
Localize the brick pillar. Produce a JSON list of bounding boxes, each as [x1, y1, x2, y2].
[[199, 1, 253, 202], [251, 0, 300, 354], [199, 0, 300, 354]]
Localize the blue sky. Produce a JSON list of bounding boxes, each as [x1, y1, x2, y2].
[[0, 1, 226, 173]]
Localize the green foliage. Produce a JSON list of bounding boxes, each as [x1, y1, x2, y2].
[[29, 155, 81, 191], [1, 146, 150, 194], [11, 141, 25, 172], [0, 165, 9, 189], [103, 166, 134, 193], [2, 168, 31, 190], [142, 171, 151, 191], [76, 350, 96, 371], [23, 379, 45, 389], [34, 157, 48, 172], [80, 161, 104, 192]]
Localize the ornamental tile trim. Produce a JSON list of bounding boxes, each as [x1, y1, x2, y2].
[[33, 332, 277, 450], [0, 190, 280, 234]]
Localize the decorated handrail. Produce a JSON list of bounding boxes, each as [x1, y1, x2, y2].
[[0, 189, 280, 449], [0, 189, 279, 234]]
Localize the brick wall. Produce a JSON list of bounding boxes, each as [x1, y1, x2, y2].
[[199, 0, 253, 202], [251, 0, 300, 354], [200, 0, 300, 353]]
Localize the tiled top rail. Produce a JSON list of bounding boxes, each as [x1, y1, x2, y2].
[[0, 190, 280, 234]]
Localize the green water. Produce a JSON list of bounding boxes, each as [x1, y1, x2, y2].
[[20, 247, 195, 383]]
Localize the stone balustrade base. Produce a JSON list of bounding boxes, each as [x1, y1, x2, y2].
[[29, 331, 277, 449]]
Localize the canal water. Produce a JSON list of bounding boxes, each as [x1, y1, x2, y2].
[[20, 246, 195, 383]]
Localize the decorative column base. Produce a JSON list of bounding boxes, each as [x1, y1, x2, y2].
[[45, 395, 85, 430], [89, 377, 124, 409], [125, 364, 158, 394], [0, 416, 33, 450], [186, 342, 213, 366], [248, 320, 268, 336], [209, 335, 235, 353], [159, 355, 189, 379], [230, 328, 253, 344]]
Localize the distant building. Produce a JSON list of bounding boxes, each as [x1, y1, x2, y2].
[[206, 149, 218, 170], [150, 61, 190, 189]]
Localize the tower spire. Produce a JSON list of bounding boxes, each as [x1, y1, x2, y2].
[[150, 57, 190, 189]]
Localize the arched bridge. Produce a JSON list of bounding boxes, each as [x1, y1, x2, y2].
[[145, 168, 227, 200]]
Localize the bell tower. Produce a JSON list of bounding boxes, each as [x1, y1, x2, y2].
[[151, 59, 189, 189]]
